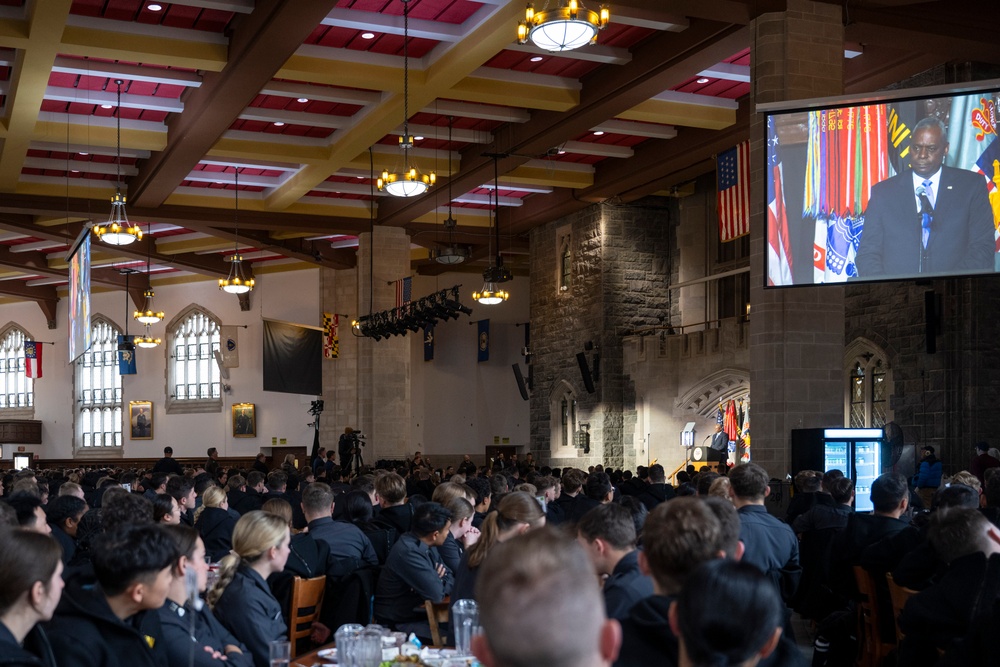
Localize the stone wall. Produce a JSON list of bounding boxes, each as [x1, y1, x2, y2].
[[529, 198, 677, 469]]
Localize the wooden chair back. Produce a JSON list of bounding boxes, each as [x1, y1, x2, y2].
[[853, 566, 894, 667], [424, 599, 450, 647], [885, 572, 917, 643], [289, 575, 326, 658]]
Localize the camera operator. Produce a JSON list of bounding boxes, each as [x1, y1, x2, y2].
[[339, 427, 358, 475]]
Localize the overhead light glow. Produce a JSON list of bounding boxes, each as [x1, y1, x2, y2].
[[593, 130, 604, 136], [273, 121, 285, 127], [147, 3, 163, 11], [414, 136, 424, 141], [696, 77, 710, 84], [361, 32, 376, 39], [530, 56, 544, 62], [101, 104, 113, 109], [297, 97, 309, 103]]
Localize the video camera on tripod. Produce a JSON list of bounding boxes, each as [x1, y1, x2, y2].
[[346, 430, 367, 448]]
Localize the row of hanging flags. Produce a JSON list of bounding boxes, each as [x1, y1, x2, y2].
[[718, 94, 1000, 284], [717, 398, 751, 463], [323, 276, 492, 363]]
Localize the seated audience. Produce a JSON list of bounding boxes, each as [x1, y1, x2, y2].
[[208, 511, 290, 667], [577, 502, 654, 620], [232, 472, 265, 516], [301, 483, 377, 572], [7, 494, 51, 534], [152, 493, 182, 525], [897, 507, 1000, 666], [342, 489, 394, 565], [464, 476, 492, 529], [472, 527, 621, 667], [0, 530, 63, 667], [784, 470, 831, 525], [158, 525, 252, 667], [637, 464, 675, 512], [166, 476, 197, 526], [452, 491, 545, 604], [552, 468, 585, 521], [672, 560, 784, 667], [374, 501, 454, 639], [792, 476, 854, 533], [729, 463, 800, 603], [45, 495, 88, 565], [194, 486, 238, 562], [372, 473, 413, 540], [48, 524, 178, 667], [568, 472, 613, 524], [439, 497, 478, 573]]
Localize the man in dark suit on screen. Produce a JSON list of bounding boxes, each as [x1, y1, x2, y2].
[[856, 117, 994, 278]]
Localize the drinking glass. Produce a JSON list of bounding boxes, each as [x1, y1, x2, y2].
[[335, 624, 364, 667], [452, 599, 481, 656], [355, 628, 383, 667], [269, 640, 290, 667]]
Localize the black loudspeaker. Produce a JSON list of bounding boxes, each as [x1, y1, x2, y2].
[[577, 352, 596, 393], [924, 290, 938, 354], [511, 364, 529, 401]]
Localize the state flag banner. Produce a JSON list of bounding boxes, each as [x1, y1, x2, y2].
[[717, 141, 750, 242], [323, 313, 339, 359], [477, 319, 490, 363], [25, 341, 41, 378], [117, 335, 136, 375], [219, 325, 240, 368], [424, 324, 434, 362]]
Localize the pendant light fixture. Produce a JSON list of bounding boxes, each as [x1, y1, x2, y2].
[[135, 326, 161, 349], [377, 0, 435, 198], [218, 169, 255, 294], [473, 154, 512, 305], [133, 222, 164, 325], [432, 116, 468, 265], [93, 79, 144, 246], [518, 1, 610, 52]]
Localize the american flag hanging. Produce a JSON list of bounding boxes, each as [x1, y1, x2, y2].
[[395, 277, 412, 308], [717, 140, 750, 242]]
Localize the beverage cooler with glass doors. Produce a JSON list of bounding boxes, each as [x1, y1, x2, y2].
[[790, 427, 884, 513]]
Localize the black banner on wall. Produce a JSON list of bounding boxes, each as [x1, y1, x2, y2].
[[263, 319, 323, 395]]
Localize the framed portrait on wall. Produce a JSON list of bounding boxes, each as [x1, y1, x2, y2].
[[232, 403, 256, 438], [129, 401, 153, 440]]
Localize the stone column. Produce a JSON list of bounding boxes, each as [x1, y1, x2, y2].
[[325, 227, 411, 463], [748, 0, 846, 476]]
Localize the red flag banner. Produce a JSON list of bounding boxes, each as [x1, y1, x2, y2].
[[723, 399, 739, 442]]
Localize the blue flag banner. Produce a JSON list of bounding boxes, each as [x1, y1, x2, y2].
[[423, 324, 434, 362], [117, 335, 136, 375], [477, 319, 490, 363]]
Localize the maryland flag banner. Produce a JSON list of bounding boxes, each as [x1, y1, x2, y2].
[[740, 399, 751, 463], [804, 105, 889, 282], [323, 313, 339, 359]]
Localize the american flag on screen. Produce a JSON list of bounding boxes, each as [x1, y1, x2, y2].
[[717, 140, 750, 242], [395, 277, 412, 308]]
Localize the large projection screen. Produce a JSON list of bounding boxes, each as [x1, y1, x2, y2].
[[67, 232, 92, 363], [761, 81, 1000, 287]]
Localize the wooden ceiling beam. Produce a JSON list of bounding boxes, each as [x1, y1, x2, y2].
[[129, 0, 340, 208]]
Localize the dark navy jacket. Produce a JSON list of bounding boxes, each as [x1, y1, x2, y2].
[[307, 517, 378, 567], [46, 583, 168, 667], [157, 600, 253, 667], [213, 566, 286, 667], [0, 623, 56, 667], [603, 550, 654, 620]]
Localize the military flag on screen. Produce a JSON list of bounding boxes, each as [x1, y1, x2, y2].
[[477, 319, 490, 363]]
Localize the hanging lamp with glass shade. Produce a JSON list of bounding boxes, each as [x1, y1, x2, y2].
[[133, 223, 164, 325], [377, 0, 435, 198], [92, 80, 144, 246], [517, 0, 610, 53], [473, 154, 512, 305], [135, 326, 161, 349], [432, 116, 469, 265], [218, 169, 255, 294]]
